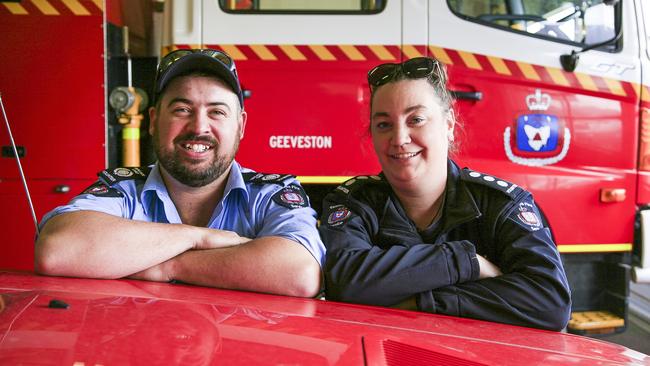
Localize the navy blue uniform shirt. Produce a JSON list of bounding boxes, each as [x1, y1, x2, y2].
[[319, 159, 571, 330]]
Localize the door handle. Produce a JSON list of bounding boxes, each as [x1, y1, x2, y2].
[[449, 90, 482, 101], [54, 185, 70, 194]]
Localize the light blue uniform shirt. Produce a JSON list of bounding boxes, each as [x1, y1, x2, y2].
[[40, 161, 325, 267]]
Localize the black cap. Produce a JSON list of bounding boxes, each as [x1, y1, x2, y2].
[[154, 50, 244, 108]]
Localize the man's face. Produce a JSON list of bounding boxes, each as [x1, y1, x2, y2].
[[149, 75, 246, 187]]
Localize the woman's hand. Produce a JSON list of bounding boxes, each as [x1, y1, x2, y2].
[[477, 254, 502, 279]]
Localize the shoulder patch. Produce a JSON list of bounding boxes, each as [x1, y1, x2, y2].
[[81, 181, 123, 197], [335, 175, 384, 195], [243, 172, 294, 186], [324, 204, 353, 227], [510, 201, 543, 231], [460, 168, 523, 199], [99, 167, 151, 186], [271, 184, 309, 209]]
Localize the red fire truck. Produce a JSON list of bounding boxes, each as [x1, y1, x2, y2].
[[1, 0, 649, 336]]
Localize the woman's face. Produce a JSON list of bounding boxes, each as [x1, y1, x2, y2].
[[370, 78, 454, 186]]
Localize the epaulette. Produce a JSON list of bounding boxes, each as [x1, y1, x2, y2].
[[334, 175, 384, 195], [242, 172, 294, 186], [460, 167, 523, 199], [99, 166, 151, 186]]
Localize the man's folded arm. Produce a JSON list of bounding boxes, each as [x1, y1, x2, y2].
[[35, 210, 247, 279], [156, 236, 322, 298]]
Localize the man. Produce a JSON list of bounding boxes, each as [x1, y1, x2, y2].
[[35, 49, 324, 297]]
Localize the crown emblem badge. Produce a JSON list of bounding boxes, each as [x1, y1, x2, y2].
[[526, 89, 551, 111]]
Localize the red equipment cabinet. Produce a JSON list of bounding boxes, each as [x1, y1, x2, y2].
[[0, 0, 105, 270]]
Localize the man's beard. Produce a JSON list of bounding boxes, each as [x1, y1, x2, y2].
[[154, 128, 240, 187]]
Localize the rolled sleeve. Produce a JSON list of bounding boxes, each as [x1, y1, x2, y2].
[[39, 192, 126, 231], [256, 189, 326, 268]]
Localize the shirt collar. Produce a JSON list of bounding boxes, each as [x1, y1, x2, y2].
[[223, 161, 249, 203], [140, 161, 249, 216], [141, 164, 168, 216], [440, 159, 482, 232]]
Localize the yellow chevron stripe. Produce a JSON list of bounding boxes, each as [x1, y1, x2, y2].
[[517, 62, 541, 81], [309, 45, 335, 61], [297, 176, 352, 184], [487, 56, 511, 75], [604, 78, 626, 97], [91, 0, 103, 11], [279, 44, 306, 61], [631, 82, 642, 100], [457, 50, 481, 70], [220, 45, 247, 60], [575, 72, 598, 91], [368, 45, 395, 61], [546, 67, 570, 87], [61, 0, 90, 15], [402, 45, 423, 59], [166, 43, 639, 101], [558, 243, 632, 253], [339, 45, 365, 61], [3, 2, 28, 14], [429, 46, 453, 65], [32, 0, 59, 15], [251, 45, 277, 60], [643, 86, 650, 103]]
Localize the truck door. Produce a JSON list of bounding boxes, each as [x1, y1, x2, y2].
[[164, 0, 403, 180], [429, 1, 640, 251], [429, 0, 642, 330]]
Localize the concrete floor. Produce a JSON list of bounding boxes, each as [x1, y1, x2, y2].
[[591, 283, 650, 355], [593, 314, 650, 355]]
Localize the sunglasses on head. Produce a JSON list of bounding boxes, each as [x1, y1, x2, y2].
[[156, 49, 237, 83], [367, 57, 442, 88]]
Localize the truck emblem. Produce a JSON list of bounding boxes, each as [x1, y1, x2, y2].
[[504, 114, 571, 167], [520, 115, 556, 152], [526, 89, 551, 111]]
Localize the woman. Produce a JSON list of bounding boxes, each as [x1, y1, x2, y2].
[[319, 57, 571, 331]]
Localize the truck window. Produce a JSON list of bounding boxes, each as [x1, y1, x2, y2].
[[220, 0, 385, 13], [447, 0, 618, 48], [643, 0, 650, 61]]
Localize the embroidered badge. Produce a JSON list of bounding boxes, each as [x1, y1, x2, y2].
[[113, 168, 134, 177], [272, 185, 309, 209], [327, 205, 352, 227], [99, 167, 149, 185], [81, 182, 123, 197], [515, 202, 542, 231], [262, 174, 281, 181], [244, 172, 294, 185]]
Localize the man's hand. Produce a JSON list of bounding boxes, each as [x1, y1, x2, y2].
[[128, 229, 251, 282], [194, 228, 252, 250], [129, 259, 174, 282], [477, 254, 502, 279]]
